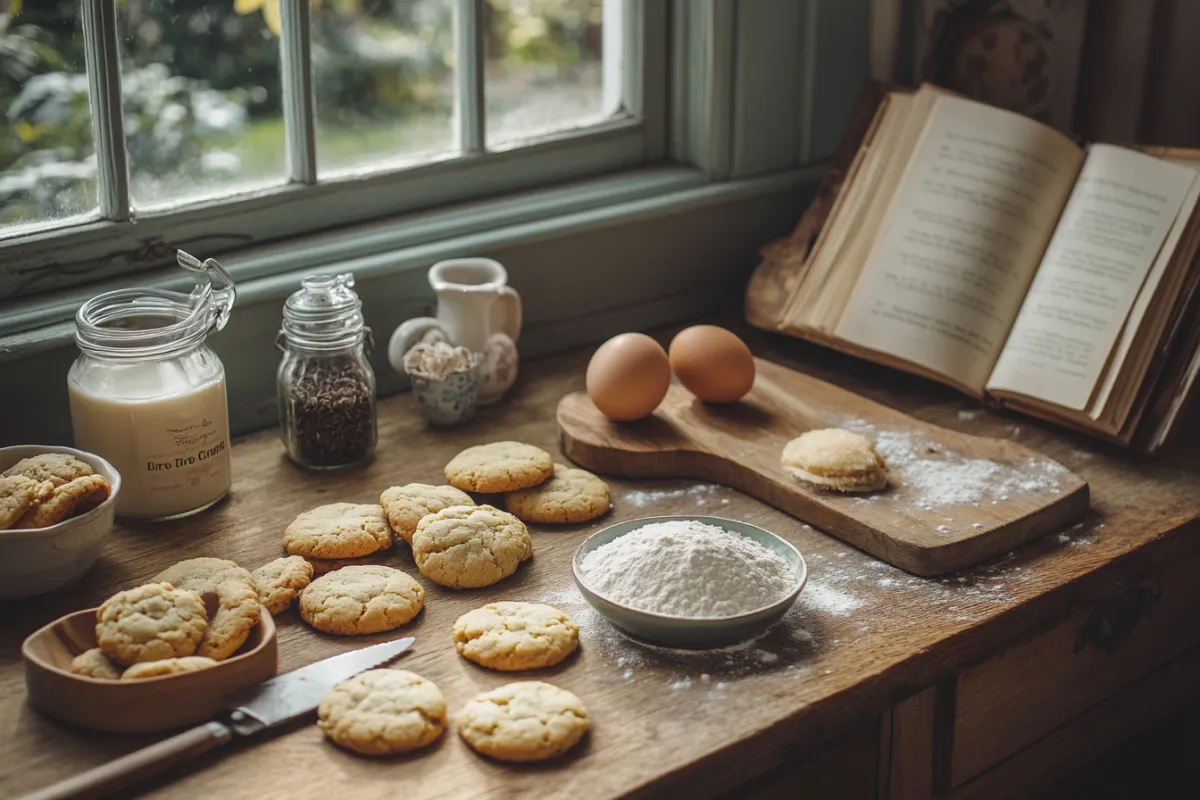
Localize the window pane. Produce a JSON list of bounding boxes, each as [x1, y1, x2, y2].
[[117, 0, 286, 208], [0, 0, 97, 230], [313, 0, 455, 177], [485, 0, 608, 148]]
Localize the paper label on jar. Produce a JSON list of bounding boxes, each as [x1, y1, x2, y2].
[[70, 377, 233, 519]]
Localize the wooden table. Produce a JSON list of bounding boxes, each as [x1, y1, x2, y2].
[[4, 326, 1200, 800]]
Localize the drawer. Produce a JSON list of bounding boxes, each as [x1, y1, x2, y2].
[[945, 549, 1200, 788]]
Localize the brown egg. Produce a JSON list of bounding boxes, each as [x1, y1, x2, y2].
[[668, 325, 755, 403], [586, 333, 672, 421]]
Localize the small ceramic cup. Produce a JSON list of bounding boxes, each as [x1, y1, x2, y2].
[[409, 364, 481, 427]]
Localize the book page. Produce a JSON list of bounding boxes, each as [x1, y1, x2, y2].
[[834, 94, 1084, 391], [986, 145, 1198, 409]]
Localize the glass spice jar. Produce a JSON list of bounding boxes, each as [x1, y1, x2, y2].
[[276, 274, 377, 469]]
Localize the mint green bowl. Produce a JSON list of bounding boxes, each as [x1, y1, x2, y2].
[[572, 515, 808, 649]]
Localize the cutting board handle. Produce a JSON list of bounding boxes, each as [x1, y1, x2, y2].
[[24, 721, 232, 800]]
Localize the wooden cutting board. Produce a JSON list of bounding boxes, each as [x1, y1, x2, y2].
[[558, 358, 1089, 576]]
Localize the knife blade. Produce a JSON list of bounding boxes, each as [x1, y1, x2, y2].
[[226, 637, 416, 735], [25, 637, 417, 800]]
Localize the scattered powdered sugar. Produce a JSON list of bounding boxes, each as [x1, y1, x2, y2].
[[622, 483, 730, 508], [840, 418, 1068, 509], [796, 582, 863, 617], [579, 520, 796, 617], [957, 408, 985, 421]]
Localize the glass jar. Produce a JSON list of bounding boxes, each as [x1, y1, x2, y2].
[[68, 252, 237, 521], [277, 273, 377, 469]]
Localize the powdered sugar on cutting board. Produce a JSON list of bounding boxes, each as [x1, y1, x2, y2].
[[839, 417, 1069, 510]]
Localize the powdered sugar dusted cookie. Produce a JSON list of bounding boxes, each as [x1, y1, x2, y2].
[[411, 505, 532, 589], [251, 555, 313, 615], [458, 681, 589, 762], [318, 669, 446, 755], [379, 483, 474, 544], [299, 565, 424, 636], [444, 441, 553, 493], [504, 463, 610, 524], [283, 503, 392, 559], [453, 602, 578, 671], [781, 428, 888, 492]]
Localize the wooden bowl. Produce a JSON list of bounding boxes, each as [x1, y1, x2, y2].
[[22, 606, 277, 734]]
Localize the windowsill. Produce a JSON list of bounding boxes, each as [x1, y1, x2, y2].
[[0, 161, 824, 443]]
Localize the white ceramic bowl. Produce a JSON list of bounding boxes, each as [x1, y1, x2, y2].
[[0, 445, 121, 600]]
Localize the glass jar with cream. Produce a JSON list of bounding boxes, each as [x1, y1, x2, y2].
[[68, 252, 236, 520]]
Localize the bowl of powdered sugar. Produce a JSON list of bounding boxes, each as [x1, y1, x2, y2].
[[573, 516, 807, 648]]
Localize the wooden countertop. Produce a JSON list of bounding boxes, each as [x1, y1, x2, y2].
[[4, 327, 1200, 799]]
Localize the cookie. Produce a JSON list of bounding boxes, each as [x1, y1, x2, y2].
[[317, 669, 446, 756], [2, 453, 94, 487], [95, 583, 209, 666], [153, 558, 261, 661], [121, 656, 218, 680], [458, 681, 589, 762], [504, 463, 610, 524], [283, 503, 393, 560], [299, 565, 424, 636], [781, 428, 888, 492], [411, 505, 532, 589], [444, 441, 554, 493], [0, 475, 54, 530], [68, 648, 122, 680], [15, 474, 111, 528], [250, 556, 313, 615], [453, 602, 579, 671], [379, 483, 474, 544]]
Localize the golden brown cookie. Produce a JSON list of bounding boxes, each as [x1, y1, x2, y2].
[[504, 463, 610, 524], [299, 565, 424, 636], [121, 656, 219, 680], [781, 428, 888, 492], [317, 669, 446, 756], [68, 648, 122, 680], [379, 483, 474, 544], [95, 583, 209, 666], [0, 475, 54, 530], [250, 556, 313, 615], [411, 505, 532, 589], [153, 558, 261, 661], [15, 474, 111, 528], [283, 503, 393, 560], [453, 602, 579, 671], [458, 681, 589, 762], [444, 442, 554, 493], [2, 453, 94, 487]]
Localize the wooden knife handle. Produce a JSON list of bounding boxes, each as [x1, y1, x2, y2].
[[24, 721, 233, 800]]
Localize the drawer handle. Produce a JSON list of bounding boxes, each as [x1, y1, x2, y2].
[[1073, 586, 1159, 655]]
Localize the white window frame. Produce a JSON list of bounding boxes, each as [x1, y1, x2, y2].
[[0, 0, 667, 299]]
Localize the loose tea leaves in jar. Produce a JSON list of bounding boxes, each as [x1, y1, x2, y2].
[[277, 274, 378, 469], [285, 355, 375, 467]]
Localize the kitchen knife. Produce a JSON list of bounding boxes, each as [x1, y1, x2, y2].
[[25, 637, 416, 800]]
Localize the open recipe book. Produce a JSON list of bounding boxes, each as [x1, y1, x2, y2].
[[748, 83, 1200, 451]]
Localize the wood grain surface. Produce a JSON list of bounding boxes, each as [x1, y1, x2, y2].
[[559, 357, 1089, 576], [2, 323, 1199, 800]]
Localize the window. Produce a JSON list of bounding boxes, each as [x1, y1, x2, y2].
[[0, 0, 661, 297]]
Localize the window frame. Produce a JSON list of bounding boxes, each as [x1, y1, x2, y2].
[[0, 0, 667, 299]]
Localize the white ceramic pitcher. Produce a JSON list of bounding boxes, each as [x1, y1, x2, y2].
[[388, 258, 522, 405]]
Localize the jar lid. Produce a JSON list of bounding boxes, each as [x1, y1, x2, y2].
[[280, 273, 366, 350]]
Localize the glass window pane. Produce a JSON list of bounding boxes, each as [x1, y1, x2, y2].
[[0, 0, 98, 230], [485, 0, 608, 148], [117, 0, 287, 209], [313, 0, 455, 177]]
